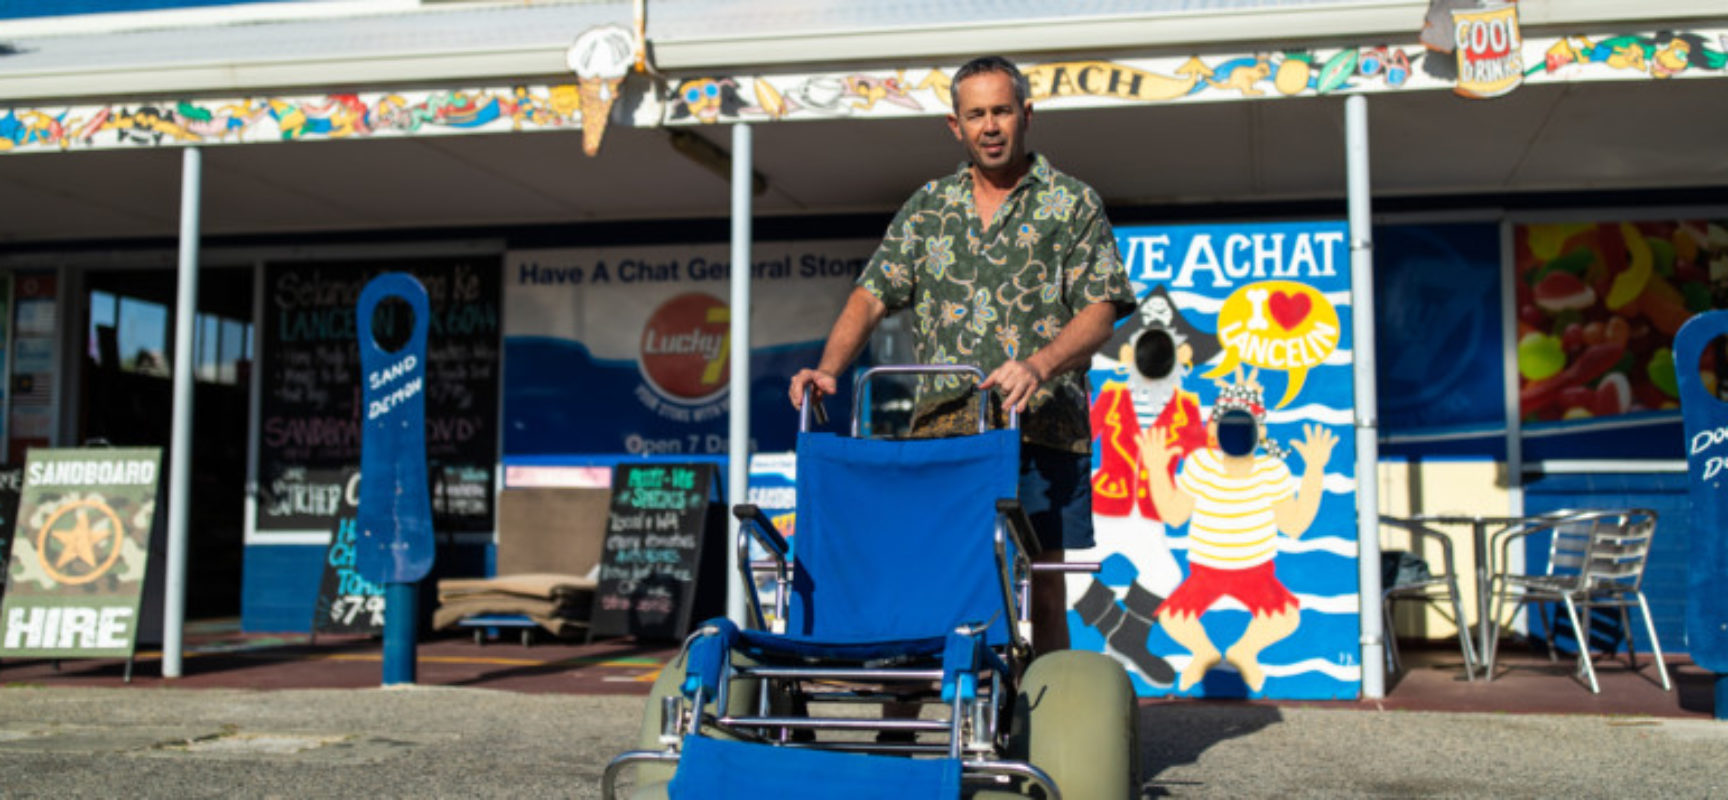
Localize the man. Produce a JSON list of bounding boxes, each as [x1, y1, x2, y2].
[[789, 55, 1135, 655]]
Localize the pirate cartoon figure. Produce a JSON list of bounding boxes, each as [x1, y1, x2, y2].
[[1071, 287, 1218, 687]]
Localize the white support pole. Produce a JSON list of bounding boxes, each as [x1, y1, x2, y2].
[[726, 123, 752, 626], [1346, 95, 1384, 699], [242, 262, 263, 549], [1498, 218, 1527, 635], [1499, 219, 1524, 519], [163, 146, 202, 679]]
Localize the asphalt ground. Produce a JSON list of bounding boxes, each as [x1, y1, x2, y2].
[[0, 622, 1723, 797], [0, 686, 1726, 798]]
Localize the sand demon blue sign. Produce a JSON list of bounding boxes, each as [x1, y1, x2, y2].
[[355, 273, 435, 585]]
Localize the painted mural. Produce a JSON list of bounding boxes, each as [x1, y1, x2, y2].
[[660, 28, 1728, 127], [0, 85, 595, 153], [1, 25, 1724, 154], [1069, 222, 1359, 699]]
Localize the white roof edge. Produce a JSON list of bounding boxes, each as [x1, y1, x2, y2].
[[1, 3, 1422, 101], [2, 0, 1724, 102], [651, 3, 1430, 70], [1515, 0, 1728, 28], [0, 0, 423, 38], [0, 48, 572, 102], [649, 0, 1728, 70]]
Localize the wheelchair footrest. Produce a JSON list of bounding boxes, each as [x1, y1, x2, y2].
[[667, 736, 961, 799], [717, 715, 950, 733]]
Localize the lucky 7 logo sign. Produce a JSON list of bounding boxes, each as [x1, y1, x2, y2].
[[639, 292, 732, 404], [1452, 3, 1524, 99]]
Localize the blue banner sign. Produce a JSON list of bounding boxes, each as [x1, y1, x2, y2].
[[1674, 311, 1728, 681], [503, 241, 873, 457], [355, 273, 435, 585]]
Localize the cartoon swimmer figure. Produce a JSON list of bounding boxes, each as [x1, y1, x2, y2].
[[1140, 368, 1336, 693]]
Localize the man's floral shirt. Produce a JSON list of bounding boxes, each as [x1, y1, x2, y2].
[[857, 154, 1134, 453]]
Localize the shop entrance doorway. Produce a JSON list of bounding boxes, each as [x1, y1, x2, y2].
[[78, 267, 254, 620]]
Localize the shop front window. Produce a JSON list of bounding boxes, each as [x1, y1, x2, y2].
[[87, 289, 252, 384]]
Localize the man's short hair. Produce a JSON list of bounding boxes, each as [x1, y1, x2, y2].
[[951, 55, 1030, 111]]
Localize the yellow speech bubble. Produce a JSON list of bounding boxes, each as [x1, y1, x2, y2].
[[1202, 280, 1340, 408]]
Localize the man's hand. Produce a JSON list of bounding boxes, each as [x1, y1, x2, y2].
[[789, 368, 838, 409], [979, 360, 1045, 414]]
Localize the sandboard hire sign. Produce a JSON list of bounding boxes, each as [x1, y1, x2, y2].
[[0, 448, 162, 658]]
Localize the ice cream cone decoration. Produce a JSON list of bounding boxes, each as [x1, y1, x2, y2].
[[578, 78, 624, 155], [568, 24, 639, 156]]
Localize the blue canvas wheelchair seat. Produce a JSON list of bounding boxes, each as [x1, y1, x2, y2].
[[680, 427, 1023, 691], [784, 428, 1021, 649]]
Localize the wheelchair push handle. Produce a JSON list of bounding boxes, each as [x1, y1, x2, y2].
[[798, 384, 830, 432], [850, 364, 1018, 436]]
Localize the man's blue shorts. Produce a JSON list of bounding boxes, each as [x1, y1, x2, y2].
[[1018, 444, 1095, 552]]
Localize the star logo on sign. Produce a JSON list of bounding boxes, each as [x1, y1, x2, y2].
[[35, 498, 126, 586], [54, 509, 104, 568]]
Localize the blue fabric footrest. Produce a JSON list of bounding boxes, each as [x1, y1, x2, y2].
[[668, 736, 961, 799]]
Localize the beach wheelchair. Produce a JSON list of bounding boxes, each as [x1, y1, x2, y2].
[[604, 366, 1138, 799]]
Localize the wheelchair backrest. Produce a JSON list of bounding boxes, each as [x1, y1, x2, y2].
[[788, 428, 1020, 646]]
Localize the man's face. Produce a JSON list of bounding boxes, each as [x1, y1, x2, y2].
[[947, 71, 1030, 175]]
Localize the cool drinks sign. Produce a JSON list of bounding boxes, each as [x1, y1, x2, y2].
[[1453, 3, 1524, 99]]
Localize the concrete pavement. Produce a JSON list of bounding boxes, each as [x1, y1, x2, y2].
[[0, 685, 1725, 798]]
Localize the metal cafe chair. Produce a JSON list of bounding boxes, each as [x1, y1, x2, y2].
[[1484, 509, 1672, 693], [1378, 516, 1478, 679]]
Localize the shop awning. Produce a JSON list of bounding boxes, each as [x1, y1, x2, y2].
[[7, 0, 1722, 101]]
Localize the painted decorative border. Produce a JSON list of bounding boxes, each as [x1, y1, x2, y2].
[[1, 28, 1722, 154]]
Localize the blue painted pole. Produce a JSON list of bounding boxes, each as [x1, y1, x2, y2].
[[354, 273, 436, 688], [383, 582, 418, 685], [1717, 674, 1728, 722]]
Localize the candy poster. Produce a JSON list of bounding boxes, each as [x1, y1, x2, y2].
[[1515, 220, 1725, 424]]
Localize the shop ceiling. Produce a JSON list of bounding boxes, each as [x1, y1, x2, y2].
[[3, 75, 1725, 246]]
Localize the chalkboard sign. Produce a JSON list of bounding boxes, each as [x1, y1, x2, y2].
[[0, 467, 23, 599], [590, 463, 724, 640], [311, 469, 384, 635], [255, 257, 500, 539]]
